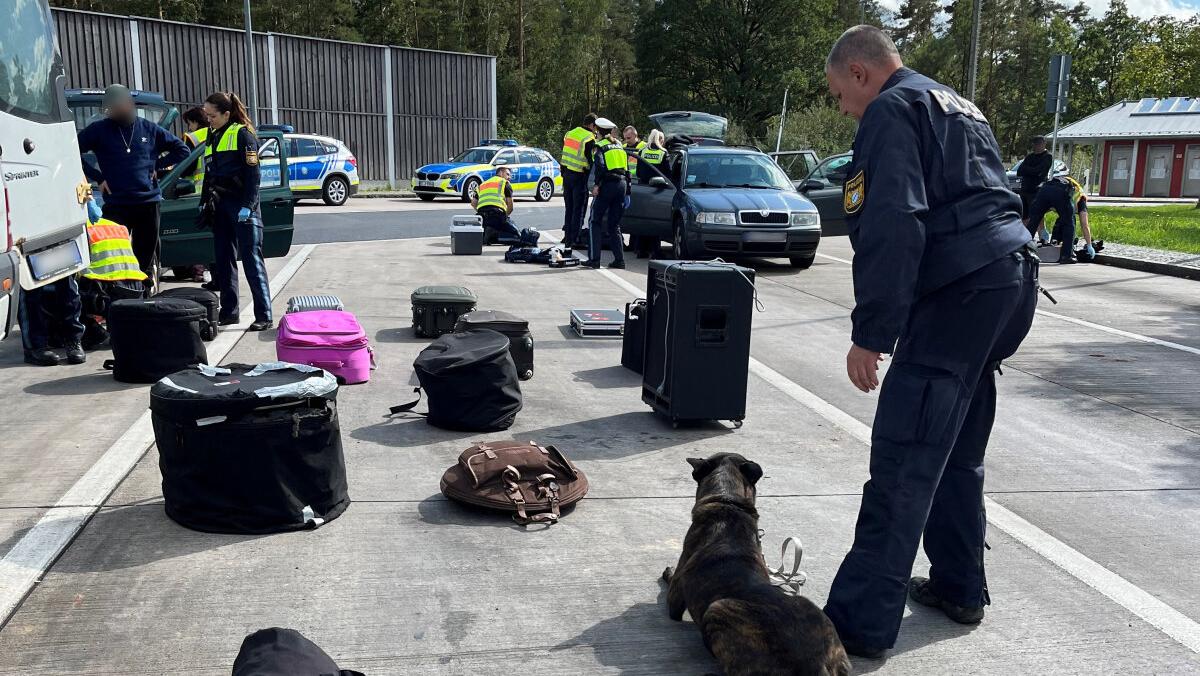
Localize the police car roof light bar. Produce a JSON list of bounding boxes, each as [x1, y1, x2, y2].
[[481, 138, 519, 147]]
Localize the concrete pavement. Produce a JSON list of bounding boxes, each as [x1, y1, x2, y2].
[[0, 202, 1198, 674]]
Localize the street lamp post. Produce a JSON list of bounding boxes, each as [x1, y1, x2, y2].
[[243, 0, 259, 123]]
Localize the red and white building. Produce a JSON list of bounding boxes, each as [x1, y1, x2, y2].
[[1054, 97, 1200, 198]]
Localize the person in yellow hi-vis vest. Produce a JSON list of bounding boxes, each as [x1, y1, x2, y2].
[[560, 113, 601, 246], [471, 165, 521, 242]]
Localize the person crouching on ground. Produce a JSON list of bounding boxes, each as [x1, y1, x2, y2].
[[199, 91, 273, 331], [471, 166, 521, 243]]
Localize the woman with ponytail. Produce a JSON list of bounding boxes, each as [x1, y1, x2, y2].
[[199, 91, 272, 331]]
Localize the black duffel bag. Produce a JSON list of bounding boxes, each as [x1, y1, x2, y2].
[[107, 297, 207, 383], [390, 329, 522, 431], [151, 363, 350, 534], [233, 627, 364, 676]]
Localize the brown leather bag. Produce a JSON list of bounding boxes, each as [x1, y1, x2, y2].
[[440, 441, 588, 525]]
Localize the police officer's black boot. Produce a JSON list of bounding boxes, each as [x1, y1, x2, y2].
[[24, 347, 62, 367], [65, 342, 86, 365], [908, 577, 985, 624]]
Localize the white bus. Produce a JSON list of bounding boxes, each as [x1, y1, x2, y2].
[[0, 0, 91, 340]]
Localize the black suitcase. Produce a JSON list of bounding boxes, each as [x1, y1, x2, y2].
[[151, 363, 349, 534], [621, 299, 647, 374], [154, 287, 220, 340], [454, 309, 534, 380], [411, 285, 477, 337], [107, 298, 208, 383]]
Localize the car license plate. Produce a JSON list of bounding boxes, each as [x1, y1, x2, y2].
[[28, 240, 83, 281], [419, 179, 435, 187], [742, 231, 786, 243]]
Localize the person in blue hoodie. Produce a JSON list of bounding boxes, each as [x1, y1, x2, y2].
[[77, 84, 190, 281]]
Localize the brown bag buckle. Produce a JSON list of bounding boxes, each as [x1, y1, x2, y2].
[[503, 465, 559, 526]]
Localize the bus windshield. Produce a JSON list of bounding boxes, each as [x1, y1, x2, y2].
[[0, 0, 68, 123]]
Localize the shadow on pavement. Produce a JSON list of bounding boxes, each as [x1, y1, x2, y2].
[[374, 328, 434, 345], [416, 493, 578, 531], [852, 607, 979, 673], [23, 370, 141, 396], [571, 365, 640, 389], [509, 411, 734, 460], [349, 415, 478, 449]]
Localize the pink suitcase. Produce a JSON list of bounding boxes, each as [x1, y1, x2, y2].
[[276, 310, 375, 384]]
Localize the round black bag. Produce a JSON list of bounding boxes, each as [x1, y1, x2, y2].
[[151, 363, 350, 534], [108, 297, 207, 383], [391, 329, 523, 431]]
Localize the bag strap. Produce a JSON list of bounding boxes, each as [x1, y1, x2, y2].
[[103, 359, 115, 371], [760, 531, 808, 596], [388, 387, 424, 416], [502, 465, 561, 526]]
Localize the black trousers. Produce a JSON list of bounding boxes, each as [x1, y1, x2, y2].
[[824, 250, 1038, 650], [100, 201, 160, 276], [587, 180, 626, 265], [561, 170, 590, 244], [18, 276, 84, 351], [212, 204, 272, 323], [1027, 181, 1075, 261], [480, 207, 520, 242]]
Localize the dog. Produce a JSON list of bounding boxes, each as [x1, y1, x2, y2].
[[663, 453, 851, 676]]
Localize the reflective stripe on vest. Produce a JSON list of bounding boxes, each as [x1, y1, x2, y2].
[[203, 123, 243, 157], [598, 139, 628, 173], [639, 147, 665, 165], [561, 126, 595, 173], [186, 127, 208, 185], [625, 140, 647, 168], [476, 176, 509, 211], [84, 219, 148, 282]]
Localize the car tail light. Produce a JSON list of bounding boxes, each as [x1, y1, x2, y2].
[[348, 155, 358, 169]]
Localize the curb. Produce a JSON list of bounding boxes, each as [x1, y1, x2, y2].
[[353, 192, 416, 199], [1093, 253, 1200, 281]]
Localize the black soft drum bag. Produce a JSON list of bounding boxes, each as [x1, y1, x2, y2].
[[392, 329, 522, 432], [154, 287, 221, 340], [107, 298, 208, 383], [151, 363, 350, 534]]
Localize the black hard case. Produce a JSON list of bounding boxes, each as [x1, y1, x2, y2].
[[454, 309, 535, 380], [411, 285, 478, 337], [154, 287, 221, 340]]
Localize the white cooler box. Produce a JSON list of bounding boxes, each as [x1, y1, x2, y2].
[[450, 215, 484, 255]]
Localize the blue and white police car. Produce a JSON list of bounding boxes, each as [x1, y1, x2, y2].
[[258, 126, 360, 206], [412, 139, 562, 202]]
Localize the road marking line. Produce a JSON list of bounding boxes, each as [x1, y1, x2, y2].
[[815, 252, 1200, 357], [0, 244, 318, 627], [598, 265, 1200, 654]]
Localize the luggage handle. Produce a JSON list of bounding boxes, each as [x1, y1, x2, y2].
[[388, 387, 424, 416], [310, 360, 346, 370], [103, 359, 115, 371]]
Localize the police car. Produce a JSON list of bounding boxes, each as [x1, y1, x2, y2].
[[258, 126, 360, 206], [412, 139, 562, 202]]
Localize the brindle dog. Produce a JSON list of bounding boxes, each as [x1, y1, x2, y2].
[[663, 453, 851, 676]]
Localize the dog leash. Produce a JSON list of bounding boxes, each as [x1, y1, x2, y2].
[[759, 530, 808, 596]]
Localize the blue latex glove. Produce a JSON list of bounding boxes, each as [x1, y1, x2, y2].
[[623, 195, 631, 210], [85, 199, 103, 224], [237, 207, 252, 222], [1086, 243, 1096, 257]]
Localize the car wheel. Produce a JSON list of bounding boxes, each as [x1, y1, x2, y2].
[[322, 176, 349, 206], [535, 178, 553, 202], [462, 177, 481, 203], [417, 194, 435, 202], [672, 219, 692, 259], [789, 253, 816, 269]]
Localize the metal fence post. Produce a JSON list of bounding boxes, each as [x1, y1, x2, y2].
[[489, 56, 497, 137], [267, 34, 280, 124], [383, 47, 396, 189], [128, 19, 144, 90]]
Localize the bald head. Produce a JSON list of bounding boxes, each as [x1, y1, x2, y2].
[[826, 25, 902, 71], [824, 25, 904, 121]]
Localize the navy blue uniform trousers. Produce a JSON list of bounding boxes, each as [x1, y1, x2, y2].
[[212, 204, 272, 323], [19, 276, 84, 351], [825, 250, 1038, 649], [588, 180, 626, 265], [561, 169, 590, 245], [1027, 181, 1075, 261]]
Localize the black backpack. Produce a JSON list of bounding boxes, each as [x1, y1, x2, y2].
[[390, 329, 523, 431], [232, 627, 363, 676]]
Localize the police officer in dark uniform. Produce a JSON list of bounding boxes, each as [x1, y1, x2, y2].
[[1026, 176, 1077, 264], [821, 26, 1039, 657], [585, 118, 630, 269], [200, 91, 272, 331]]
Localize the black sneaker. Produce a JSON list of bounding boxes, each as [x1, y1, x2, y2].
[[1057, 256, 1077, 265], [201, 281, 219, 292], [24, 348, 62, 366], [218, 315, 240, 326], [608, 261, 626, 270], [839, 638, 886, 659], [908, 577, 985, 624], [64, 342, 86, 365], [248, 320, 274, 332], [583, 261, 601, 269]]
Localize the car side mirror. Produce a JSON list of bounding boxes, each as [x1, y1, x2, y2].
[[494, 159, 508, 166], [648, 176, 669, 189], [260, 148, 277, 159], [799, 179, 824, 192]]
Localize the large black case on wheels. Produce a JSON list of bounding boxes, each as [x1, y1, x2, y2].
[[411, 285, 477, 337], [391, 329, 522, 432], [454, 309, 534, 380], [621, 299, 647, 374], [108, 298, 208, 383], [151, 363, 350, 534], [643, 261, 754, 425], [154, 287, 221, 340]]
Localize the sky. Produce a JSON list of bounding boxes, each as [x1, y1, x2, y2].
[[874, 0, 1200, 20]]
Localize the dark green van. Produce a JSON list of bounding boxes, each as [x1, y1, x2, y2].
[[156, 131, 296, 267]]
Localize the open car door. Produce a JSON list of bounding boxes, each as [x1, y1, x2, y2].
[[156, 129, 295, 267]]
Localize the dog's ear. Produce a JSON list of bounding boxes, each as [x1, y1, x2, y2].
[[739, 461, 763, 485], [687, 457, 714, 481]]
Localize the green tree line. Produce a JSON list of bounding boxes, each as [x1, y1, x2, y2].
[[52, 0, 1200, 160]]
